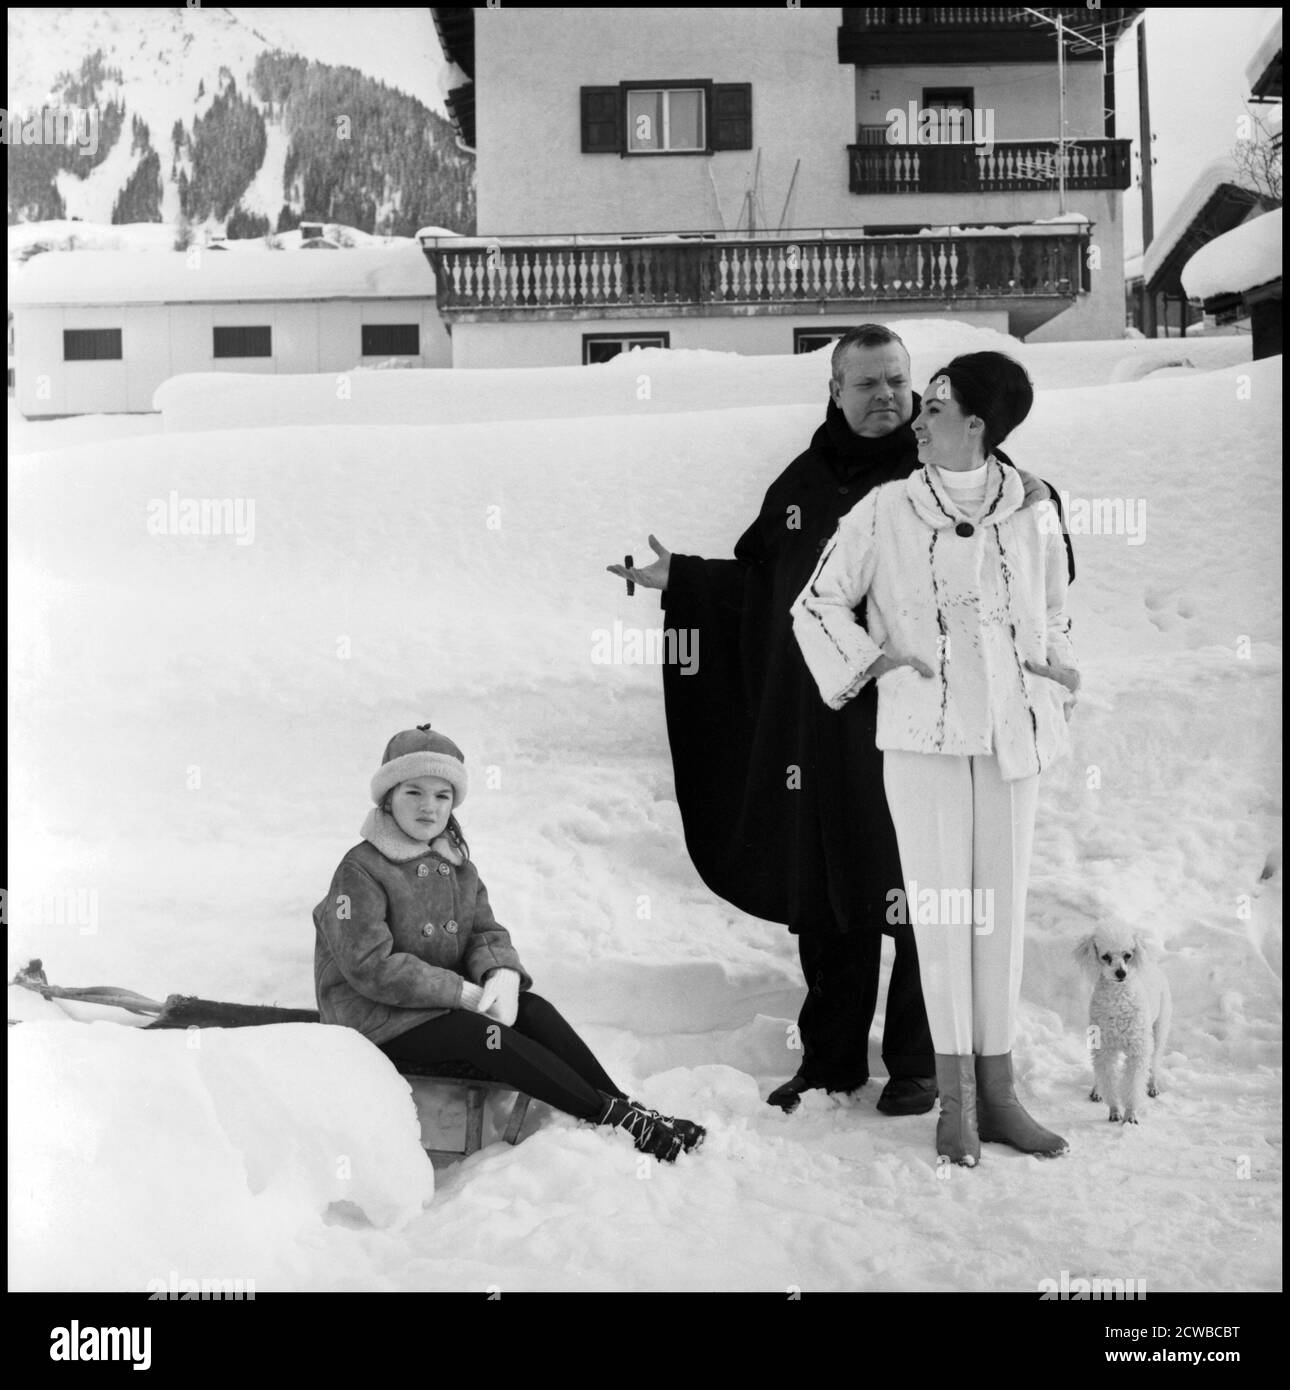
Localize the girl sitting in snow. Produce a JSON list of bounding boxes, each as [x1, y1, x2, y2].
[[313, 724, 704, 1162]]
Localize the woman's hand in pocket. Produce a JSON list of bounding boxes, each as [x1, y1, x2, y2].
[[1025, 658, 1080, 719], [869, 651, 935, 680]]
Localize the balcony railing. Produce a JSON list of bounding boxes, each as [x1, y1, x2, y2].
[[422, 228, 1090, 319], [849, 138, 1132, 193], [843, 7, 1138, 29], [838, 8, 1143, 61]]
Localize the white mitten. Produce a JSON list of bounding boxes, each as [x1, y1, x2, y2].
[[481, 969, 521, 1027], [458, 979, 485, 1010]]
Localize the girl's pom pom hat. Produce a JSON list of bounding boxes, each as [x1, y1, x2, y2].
[[371, 724, 468, 806]]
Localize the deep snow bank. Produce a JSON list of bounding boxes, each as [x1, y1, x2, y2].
[[9, 1020, 434, 1291], [149, 323, 1250, 432]]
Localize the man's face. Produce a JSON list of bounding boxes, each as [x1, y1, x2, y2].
[[829, 344, 914, 438]]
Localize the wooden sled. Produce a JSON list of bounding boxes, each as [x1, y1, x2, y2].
[[10, 958, 532, 1160]]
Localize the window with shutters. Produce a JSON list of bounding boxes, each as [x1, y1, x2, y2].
[[63, 328, 122, 361], [213, 325, 272, 359], [626, 87, 705, 153], [581, 82, 751, 156], [361, 324, 421, 357]]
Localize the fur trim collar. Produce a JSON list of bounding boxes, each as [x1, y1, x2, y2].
[[906, 455, 1023, 530], [360, 807, 463, 865]]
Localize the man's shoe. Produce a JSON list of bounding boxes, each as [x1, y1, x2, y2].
[[876, 1075, 937, 1116], [767, 1070, 867, 1113], [767, 1071, 813, 1112]]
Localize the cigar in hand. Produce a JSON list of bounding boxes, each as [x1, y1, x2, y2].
[[624, 556, 634, 596]]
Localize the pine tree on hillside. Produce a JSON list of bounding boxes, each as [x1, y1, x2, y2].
[[111, 149, 162, 223], [227, 206, 270, 239]]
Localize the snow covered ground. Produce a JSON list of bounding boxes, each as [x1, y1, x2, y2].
[[8, 323, 1281, 1292]]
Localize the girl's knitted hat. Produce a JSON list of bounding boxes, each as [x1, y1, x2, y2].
[[371, 724, 468, 806]]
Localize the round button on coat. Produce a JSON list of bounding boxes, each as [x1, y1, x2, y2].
[[421, 923, 435, 937], [955, 521, 975, 537], [417, 863, 430, 877], [445, 919, 459, 934], [437, 863, 451, 876]]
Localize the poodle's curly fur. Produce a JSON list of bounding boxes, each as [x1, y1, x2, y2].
[[1073, 928, 1173, 1124]]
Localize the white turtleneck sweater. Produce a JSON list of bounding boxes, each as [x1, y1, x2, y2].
[[934, 459, 1011, 752], [935, 459, 990, 515]]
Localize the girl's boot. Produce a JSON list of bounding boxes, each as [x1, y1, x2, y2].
[[594, 1094, 684, 1163], [975, 1053, 1068, 1156], [934, 1054, 980, 1167], [628, 1098, 706, 1153]]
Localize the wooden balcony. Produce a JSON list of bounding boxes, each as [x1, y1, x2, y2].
[[420, 227, 1092, 337], [839, 8, 1143, 62], [849, 138, 1132, 193]]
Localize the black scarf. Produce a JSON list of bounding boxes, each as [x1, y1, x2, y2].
[[816, 392, 923, 483]]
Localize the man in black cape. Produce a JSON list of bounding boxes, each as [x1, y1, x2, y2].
[[610, 325, 1073, 1113]]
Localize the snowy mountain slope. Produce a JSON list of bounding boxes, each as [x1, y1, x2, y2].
[[6, 7, 460, 231], [7, 338, 1281, 1292], [6, 7, 446, 119], [10, 7, 266, 225]]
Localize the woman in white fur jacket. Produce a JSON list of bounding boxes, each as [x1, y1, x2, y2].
[[792, 352, 1078, 1167]]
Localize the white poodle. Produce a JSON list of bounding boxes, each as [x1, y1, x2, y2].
[[1073, 929, 1173, 1124]]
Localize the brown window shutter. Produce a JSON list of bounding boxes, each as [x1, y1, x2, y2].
[[581, 86, 622, 153], [710, 83, 752, 151]]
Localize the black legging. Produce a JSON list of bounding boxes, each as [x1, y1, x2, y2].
[[378, 992, 627, 1119]]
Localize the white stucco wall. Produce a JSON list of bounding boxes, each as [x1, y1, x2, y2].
[[469, 7, 1126, 344], [853, 63, 1105, 143], [475, 9, 1115, 237], [13, 299, 449, 417], [447, 309, 1011, 369], [476, 7, 855, 235]]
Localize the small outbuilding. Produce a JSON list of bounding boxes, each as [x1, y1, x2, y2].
[[1181, 207, 1282, 359], [1137, 159, 1276, 339], [9, 244, 447, 417]]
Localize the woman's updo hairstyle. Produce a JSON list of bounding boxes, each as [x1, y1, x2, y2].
[[926, 351, 1034, 457]]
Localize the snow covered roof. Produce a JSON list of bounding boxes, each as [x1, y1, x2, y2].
[[1181, 208, 1282, 301], [1245, 11, 1282, 98], [1142, 158, 1258, 285], [9, 245, 435, 307]]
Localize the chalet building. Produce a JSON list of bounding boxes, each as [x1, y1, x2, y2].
[[9, 245, 447, 418], [423, 6, 1141, 368]]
